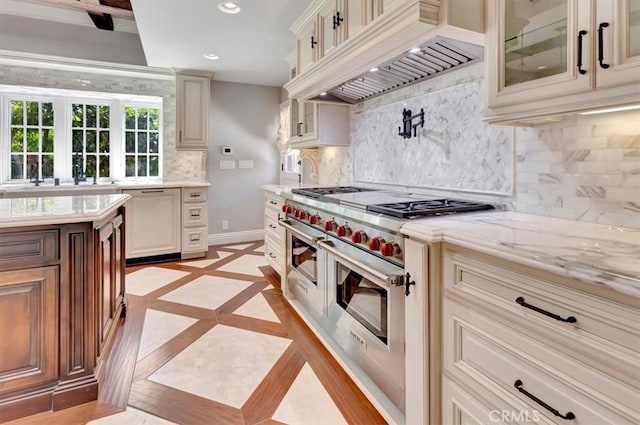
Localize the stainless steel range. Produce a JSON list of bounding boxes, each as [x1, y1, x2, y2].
[[279, 186, 494, 414]]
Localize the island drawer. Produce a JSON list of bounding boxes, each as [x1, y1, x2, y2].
[[443, 247, 640, 355], [0, 230, 59, 269], [183, 187, 208, 203]]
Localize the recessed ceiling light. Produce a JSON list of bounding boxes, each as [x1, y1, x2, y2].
[[320, 92, 327, 96], [218, 2, 240, 14], [370, 67, 379, 72], [203, 53, 220, 60], [409, 47, 421, 54]]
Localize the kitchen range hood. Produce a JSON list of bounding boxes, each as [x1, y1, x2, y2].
[[284, 0, 485, 104]]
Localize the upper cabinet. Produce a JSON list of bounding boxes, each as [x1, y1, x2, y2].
[[485, 0, 640, 125], [289, 100, 350, 148], [175, 71, 211, 150], [296, 17, 319, 75]]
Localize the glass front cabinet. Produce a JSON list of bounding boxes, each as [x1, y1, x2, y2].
[[486, 0, 640, 124]]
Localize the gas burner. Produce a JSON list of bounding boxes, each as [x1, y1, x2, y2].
[[367, 198, 494, 218], [292, 186, 378, 199]]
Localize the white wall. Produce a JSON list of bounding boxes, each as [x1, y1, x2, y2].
[[208, 81, 281, 235], [0, 14, 147, 66]]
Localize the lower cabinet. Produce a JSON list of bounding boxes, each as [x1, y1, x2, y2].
[[123, 188, 181, 260], [0, 210, 127, 422], [441, 244, 640, 425], [263, 192, 284, 274]]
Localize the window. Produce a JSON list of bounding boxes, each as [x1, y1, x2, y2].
[[124, 106, 161, 177], [281, 148, 301, 184], [10, 99, 55, 181], [1, 86, 162, 184], [71, 102, 110, 178]]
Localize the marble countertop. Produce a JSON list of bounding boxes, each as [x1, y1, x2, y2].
[[0, 180, 210, 194], [0, 194, 131, 228], [261, 183, 319, 197], [401, 211, 640, 297]]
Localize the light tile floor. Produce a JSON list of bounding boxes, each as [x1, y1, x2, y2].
[[136, 309, 198, 360], [217, 254, 268, 277], [87, 407, 177, 425], [233, 293, 281, 323], [159, 275, 252, 310], [126, 267, 190, 296]]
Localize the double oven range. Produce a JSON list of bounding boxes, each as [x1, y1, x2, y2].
[[279, 186, 493, 413]]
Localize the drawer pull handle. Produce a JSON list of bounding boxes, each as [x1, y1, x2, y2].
[[269, 252, 276, 259], [269, 224, 277, 229], [190, 213, 201, 218], [515, 297, 577, 323], [269, 200, 277, 205], [514, 380, 575, 420]]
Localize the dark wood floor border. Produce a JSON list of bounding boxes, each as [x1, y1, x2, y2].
[[146, 298, 217, 320], [218, 313, 289, 339], [262, 290, 387, 425], [128, 379, 244, 425], [133, 318, 218, 382], [240, 343, 306, 425], [97, 296, 147, 409], [140, 271, 200, 301], [215, 281, 269, 315], [5, 401, 122, 425], [203, 269, 267, 282]]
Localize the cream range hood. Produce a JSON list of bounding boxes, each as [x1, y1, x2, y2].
[[284, 0, 485, 104]]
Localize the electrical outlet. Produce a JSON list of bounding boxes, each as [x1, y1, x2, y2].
[[219, 160, 236, 170], [222, 220, 229, 230], [239, 159, 254, 169]]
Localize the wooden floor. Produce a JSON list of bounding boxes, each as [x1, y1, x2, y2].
[[7, 241, 386, 425]]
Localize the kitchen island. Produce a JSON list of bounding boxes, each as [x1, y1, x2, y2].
[[0, 194, 130, 422]]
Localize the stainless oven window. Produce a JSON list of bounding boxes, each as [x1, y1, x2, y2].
[[336, 262, 388, 344], [291, 234, 317, 285]]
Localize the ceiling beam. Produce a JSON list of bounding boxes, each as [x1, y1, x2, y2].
[[36, 0, 134, 18]]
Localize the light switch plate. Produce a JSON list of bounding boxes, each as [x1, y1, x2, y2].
[[239, 160, 254, 169], [219, 160, 236, 170]]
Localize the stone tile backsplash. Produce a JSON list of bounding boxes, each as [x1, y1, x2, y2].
[[0, 63, 206, 181], [318, 63, 640, 228]]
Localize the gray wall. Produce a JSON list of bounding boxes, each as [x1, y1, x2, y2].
[[0, 14, 147, 66], [208, 81, 281, 234]]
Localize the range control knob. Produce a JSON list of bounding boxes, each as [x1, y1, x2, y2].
[[309, 215, 319, 225], [351, 231, 368, 244], [368, 237, 385, 251], [336, 225, 352, 237], [298, 210, 307, 220], [324, 220, 336, 232], [281, 205, 288, 213], [380, 242, 401, 257]]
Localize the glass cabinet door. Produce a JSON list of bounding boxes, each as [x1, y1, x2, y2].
[[503, 0, 569, 87], [302, 102, 315, 135], [290, 99, 300, 137], [628, 0, 640, 58]]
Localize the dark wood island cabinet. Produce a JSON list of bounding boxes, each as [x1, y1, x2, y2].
[[0, 194, 130, 422]]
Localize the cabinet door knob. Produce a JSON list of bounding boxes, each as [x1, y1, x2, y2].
[[577, 30, 587, 75], [597, 22, 610, 69]]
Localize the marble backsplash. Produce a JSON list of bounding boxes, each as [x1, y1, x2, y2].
[[0, 63, 207, 181], [318, 63, 640, 228], [352, 78, 513, 195]]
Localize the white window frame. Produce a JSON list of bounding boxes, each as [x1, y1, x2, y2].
[[0, 87, 162, 184], [121, 102, 163, 180]]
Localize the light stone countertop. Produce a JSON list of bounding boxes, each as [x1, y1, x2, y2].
[[261, 183, 319, 197], [402, 211, 640, 298], [0, 180, 210, 194], [0, 194, 131, 228]]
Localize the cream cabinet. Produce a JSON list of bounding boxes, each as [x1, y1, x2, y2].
[[181, 186, 209, 258], [296, 17, 319, 75], [289, 101, 350, 148], [263, 191, 285, 275], [486, 0, 640, 125], [319, 0, 341, 58], [176, 72, 211, 150], [123, 188, 182, 259], [441, 245, 640, 424]]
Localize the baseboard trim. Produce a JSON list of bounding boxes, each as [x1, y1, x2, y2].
[[208, 229, 264, 246]]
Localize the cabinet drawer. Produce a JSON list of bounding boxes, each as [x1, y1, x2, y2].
[[183, 203, 208, 228], [182, 227, 208, 253], [443, 248, 640, 354], [265, 232, 281, 256], [0, 229, 59, 268], [264, 214, 280, 241], [183, 187, 208, 203], [264, 193, 283, 210], [444, 299, 639, 424]]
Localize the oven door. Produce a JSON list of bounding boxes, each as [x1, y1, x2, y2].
[[279, 219, 327, 319], [321, 237, 406, 411]]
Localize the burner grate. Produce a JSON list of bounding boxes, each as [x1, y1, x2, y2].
[[367, 198, 493, 218]]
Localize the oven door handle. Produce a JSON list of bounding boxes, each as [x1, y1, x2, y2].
[[318, 240, 404, 287], [279, 219, 322, 244]]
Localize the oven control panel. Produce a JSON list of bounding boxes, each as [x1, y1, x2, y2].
[[283, 202, 404, 265]]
